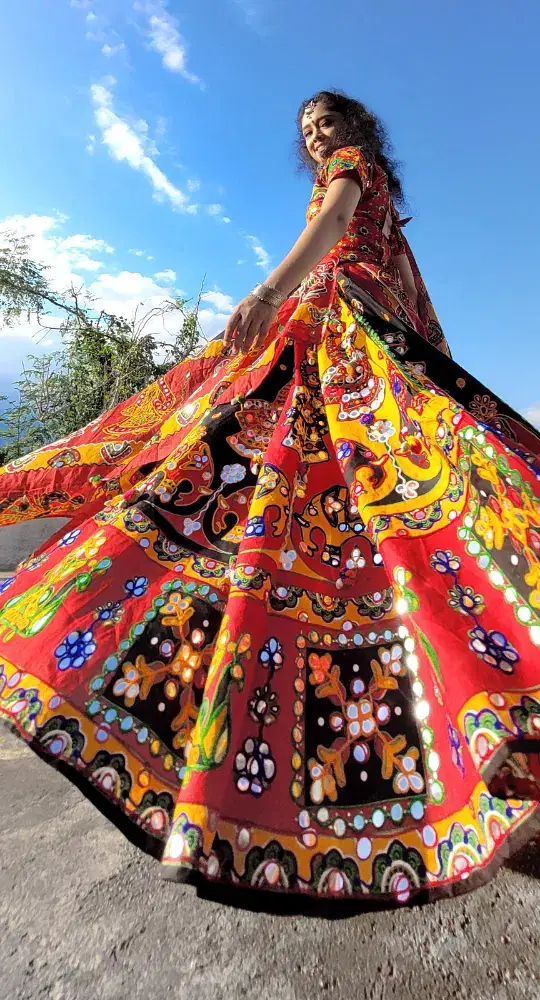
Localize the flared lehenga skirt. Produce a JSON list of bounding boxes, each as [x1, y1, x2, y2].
[[1, 279, 540, 908]]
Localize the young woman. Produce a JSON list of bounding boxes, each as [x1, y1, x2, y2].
[[1, 90, 539, 908]]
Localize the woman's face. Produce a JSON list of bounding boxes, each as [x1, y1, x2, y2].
[[301, 101, 344, 165]]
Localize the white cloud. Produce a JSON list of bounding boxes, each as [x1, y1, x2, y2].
[[187, 178, 200, 193], [221, 216, 231, 224], [0, 214, 165, 342], [201, 290, 234, 313], [143, 3, 201, 84], [523, 403, 540, 430], [197, 290, 234, 342], [102, 42, 126, 57], [86, 269, 175, 315], [0, 314, 63, 342], [87, 271, 232, 346], [198, 309, 230, 342], [246, 234, 271, 273], [90, 80, 195, 214], [154, 268, 176, 283], [0, 214, 115, 360], [0, 213, 232, 371], [88, 270, 231, 347], [61, 234, 114, 254], [0, 214, 115, 293], [86, 133, 96, 154], [1, 223, 178, 347]]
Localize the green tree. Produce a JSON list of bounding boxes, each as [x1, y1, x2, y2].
[[0, 233, 60, 325], [0, 234, 205, 461]]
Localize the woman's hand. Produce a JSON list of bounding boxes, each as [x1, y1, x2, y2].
[[223, 294, 278, 356]]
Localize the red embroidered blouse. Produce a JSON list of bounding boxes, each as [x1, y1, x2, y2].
[[307, 146, 450, 355]]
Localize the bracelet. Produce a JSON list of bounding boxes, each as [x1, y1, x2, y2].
[[250, 282, 287, 308]]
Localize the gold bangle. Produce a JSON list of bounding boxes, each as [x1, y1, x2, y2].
[[250, 283, 287, 308]]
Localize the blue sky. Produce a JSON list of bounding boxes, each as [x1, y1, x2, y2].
[[1, 0, 539, 424]]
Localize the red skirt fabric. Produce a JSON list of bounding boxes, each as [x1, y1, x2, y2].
[[1, 286, 540, 908]]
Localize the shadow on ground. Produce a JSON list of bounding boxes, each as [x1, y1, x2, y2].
[[1, 732, 539, 1000], [505, 836, 540, 878]]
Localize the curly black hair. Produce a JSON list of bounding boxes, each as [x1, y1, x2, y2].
[[296, 90, 404, 206]]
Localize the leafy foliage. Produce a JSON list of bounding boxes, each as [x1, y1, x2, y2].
[[0, 235, 205, 462]]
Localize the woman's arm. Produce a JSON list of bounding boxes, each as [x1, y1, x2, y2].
[[266, 176, 362, 296], [393, 252, 418, 309], [224, 176, 362, 354]]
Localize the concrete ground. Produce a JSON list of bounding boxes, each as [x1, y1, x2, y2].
[[0, 518, 69, 572], [2, 524, 540, 999], [1, 730, 540, 1000]]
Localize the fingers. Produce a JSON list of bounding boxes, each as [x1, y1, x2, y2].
[[223, 299, 276, 357], [235, 317, 258, 356], [223, 308, 241, 348], [246, 317, 271, 355]]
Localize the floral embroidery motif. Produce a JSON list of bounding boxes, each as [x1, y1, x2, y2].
[[430, 549, 520, 674], [55, 629, 97, 672], [234, 636, 282, 797], [468, 627, 519, 673], [234, 737, 276, 795], [305, 643, 425, 808]]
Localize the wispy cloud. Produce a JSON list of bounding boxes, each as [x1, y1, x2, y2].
[[90, 83, 230, 223], [154, 268, 176, 284], [72, 1, 128, 61], [206, 203, 231, 223], [102, 41, 126, 57], [155, 116, 167, 139], [90, 79, 196, 214], [138, 1, 201, 84], [245, 234, 271, 273], [61, 233, 114, 257], [233, 0, 267, 34], [129, 248, 153, 261]]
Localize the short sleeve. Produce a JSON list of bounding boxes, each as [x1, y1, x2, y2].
[[323, 146, 372, 194]]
